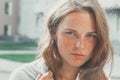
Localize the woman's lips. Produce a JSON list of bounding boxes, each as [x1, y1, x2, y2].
[[71, 53, 84, 58]]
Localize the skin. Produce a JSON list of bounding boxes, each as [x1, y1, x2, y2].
[[37, 11, 97, 80]]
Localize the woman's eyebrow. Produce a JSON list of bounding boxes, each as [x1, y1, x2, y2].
[[64, 29, 77, 33], [88, 32, 97, 34], [65, 29, 96, 33]]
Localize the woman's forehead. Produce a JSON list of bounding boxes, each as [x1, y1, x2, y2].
[[57, 11, 96, 33]]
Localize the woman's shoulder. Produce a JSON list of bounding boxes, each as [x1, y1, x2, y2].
[[9, 58, 48, 80]]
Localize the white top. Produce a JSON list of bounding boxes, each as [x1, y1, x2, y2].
[[9, 58, 48, 80], [9, 58, 110, 80]]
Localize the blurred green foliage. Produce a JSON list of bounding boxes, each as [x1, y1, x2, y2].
[[0, 42, 37, 50], [0, 54, 36, 63], [0, 42, 38, 62]]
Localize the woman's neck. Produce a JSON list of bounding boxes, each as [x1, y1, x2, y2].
[[59, 62, 80, 80]]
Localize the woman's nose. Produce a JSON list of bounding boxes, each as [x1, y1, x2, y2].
[[75, 38, 85, 50]]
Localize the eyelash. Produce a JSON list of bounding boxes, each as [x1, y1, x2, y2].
[[65, 31, 97, 39], [65, 31, 76, 36], [87, 34, 97, 39]]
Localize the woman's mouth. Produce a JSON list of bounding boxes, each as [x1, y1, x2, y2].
[[71, 53, 84, 58]]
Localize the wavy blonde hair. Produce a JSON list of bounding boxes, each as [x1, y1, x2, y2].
[[38, 0, 114, 80]]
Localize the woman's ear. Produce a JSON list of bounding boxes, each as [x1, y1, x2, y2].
[[53, 34, 57, 41]]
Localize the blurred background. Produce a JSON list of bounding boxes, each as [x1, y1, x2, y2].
[[0, 0, 120, 80]]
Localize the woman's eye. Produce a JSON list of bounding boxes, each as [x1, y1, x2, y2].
[[66, 32, 75, 36], [87, 33, 97, 39]]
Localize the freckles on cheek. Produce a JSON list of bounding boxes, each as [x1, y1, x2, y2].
[[59, 39, 73, 49], [65, 39, 72, 45], [86, 44, 96, 53]]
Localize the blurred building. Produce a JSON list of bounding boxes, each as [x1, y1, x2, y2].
[[0, 0, 19, 41], [18, 0, 58, 39], [99, 0, 120, 42]]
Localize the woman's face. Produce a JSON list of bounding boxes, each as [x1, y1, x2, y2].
[[56, 11, 97, 67]]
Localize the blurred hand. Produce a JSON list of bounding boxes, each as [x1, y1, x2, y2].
[[36, 71, 53, 80]]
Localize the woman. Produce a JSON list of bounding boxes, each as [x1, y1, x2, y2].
[[9, 0, 113, 80]]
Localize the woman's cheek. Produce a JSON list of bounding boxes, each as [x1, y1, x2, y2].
[[86, 43, 96, 55], [58, 37, 74, 50]]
